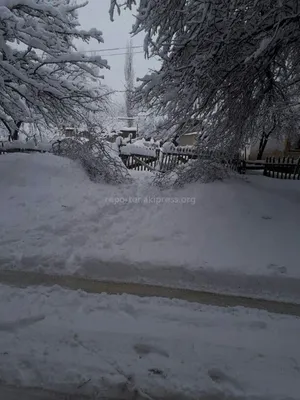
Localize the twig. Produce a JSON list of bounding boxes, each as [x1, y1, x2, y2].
[[77, 378, 91, 389]]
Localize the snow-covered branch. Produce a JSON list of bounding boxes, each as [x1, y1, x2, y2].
[[111, 0, 300, 157], [0, 0, 110, 139]]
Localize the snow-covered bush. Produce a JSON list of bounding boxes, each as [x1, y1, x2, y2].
[[52, 136, 130, 184], [172, 158, 230, 188], [161, 141, 176, 154], [153, 150, 233, 188]]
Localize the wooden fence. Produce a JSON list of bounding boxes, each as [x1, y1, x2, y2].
[[5, 142, 298, 180], [121, 148, 198, 172], [121, 149, 244, 173], [120, 154, 158, 171], [0, 147, 48, 155], [159, 150, 198, 172], [264, 157, 300, 180], [0, 140, 50, 155]]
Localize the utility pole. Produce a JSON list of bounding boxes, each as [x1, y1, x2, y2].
[[124, 40, 135, 128]]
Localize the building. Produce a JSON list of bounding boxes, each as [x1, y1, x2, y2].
[[247, 135, 300, 160], [178, 131, 208, 147], [119, 127, 138, 140], [179, 132, 198, 146]]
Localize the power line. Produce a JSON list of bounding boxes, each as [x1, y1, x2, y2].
[[40, 50, 147, 61], [81, 46, 143, 53], [102, 51, 144, 57]]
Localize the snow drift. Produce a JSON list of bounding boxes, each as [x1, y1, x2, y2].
[[0, 153, 300, 301]]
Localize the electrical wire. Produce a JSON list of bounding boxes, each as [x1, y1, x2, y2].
[[82, 45, 144, 53], [101, 51, 145, 57]]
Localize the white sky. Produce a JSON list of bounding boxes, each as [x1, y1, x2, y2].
[[78, 0, 160, 96]]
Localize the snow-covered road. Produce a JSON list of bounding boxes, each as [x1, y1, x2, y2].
[[1, 269, 300, 317], [1, 284, 300, 400], [0, 385, 77, 400]]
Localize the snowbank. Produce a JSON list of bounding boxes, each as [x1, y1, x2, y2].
[[0, 153, 300, 301], [161, 142, 196, 154], [132, 138, 159, 148], [0, 283, 299, 399], [120, 143, 157, 157]]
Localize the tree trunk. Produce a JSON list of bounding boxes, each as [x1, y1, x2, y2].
[[11, 121, 22, 141], [257, 135, 269, 160], [257, 116, 277, 160]]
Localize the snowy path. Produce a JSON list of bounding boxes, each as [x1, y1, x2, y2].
[[0, 284, 300, 400], [1, 153, 300, 305], [1, 269, 300, 317]]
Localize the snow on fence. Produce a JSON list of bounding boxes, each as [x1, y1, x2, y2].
[[159, 148, 198, 172], [0, 140, 52, 154], [119, 143, 157, 157], [120, 147, 197, 172], [264, 157, 300, 180]]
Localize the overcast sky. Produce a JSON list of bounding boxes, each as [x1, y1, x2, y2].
[[78, 0, 160, 98]]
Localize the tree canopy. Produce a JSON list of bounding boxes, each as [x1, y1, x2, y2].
[[110, 0, 300, 151], [0, 0, 109, 139]]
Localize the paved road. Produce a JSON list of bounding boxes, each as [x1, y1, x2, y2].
[[0, 269, 300, 317]]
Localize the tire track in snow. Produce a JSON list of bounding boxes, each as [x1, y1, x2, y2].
[[0, 269, 300, 317], [0, 314, 45, 332]]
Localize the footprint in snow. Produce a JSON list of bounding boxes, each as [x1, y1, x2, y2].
[[0, 314, 46, 332], [133, 343, 169, 358], [207, 368, 244, 393], [267, 263, 287, 275], [261, 215, 272, 220]]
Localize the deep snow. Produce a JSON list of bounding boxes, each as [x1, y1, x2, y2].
[[0, 153, 300, 301], [0, 283, 300, 399]]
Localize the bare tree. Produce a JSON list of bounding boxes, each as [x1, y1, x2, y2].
[[124, 40, 135, 128]]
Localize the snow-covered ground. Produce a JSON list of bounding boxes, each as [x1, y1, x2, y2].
[[0, 283, 300, 400], [0, 153, 300, 301]]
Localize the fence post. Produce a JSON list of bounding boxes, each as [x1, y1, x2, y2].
[[281, 157, 285, 179], [288, 158, 294, 179], [293, 158, 300, 180], [296, 159, 300, 180], [286, 157, 290, 179], [263, 158, 268, 176], [271, 157, 275, 178]]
